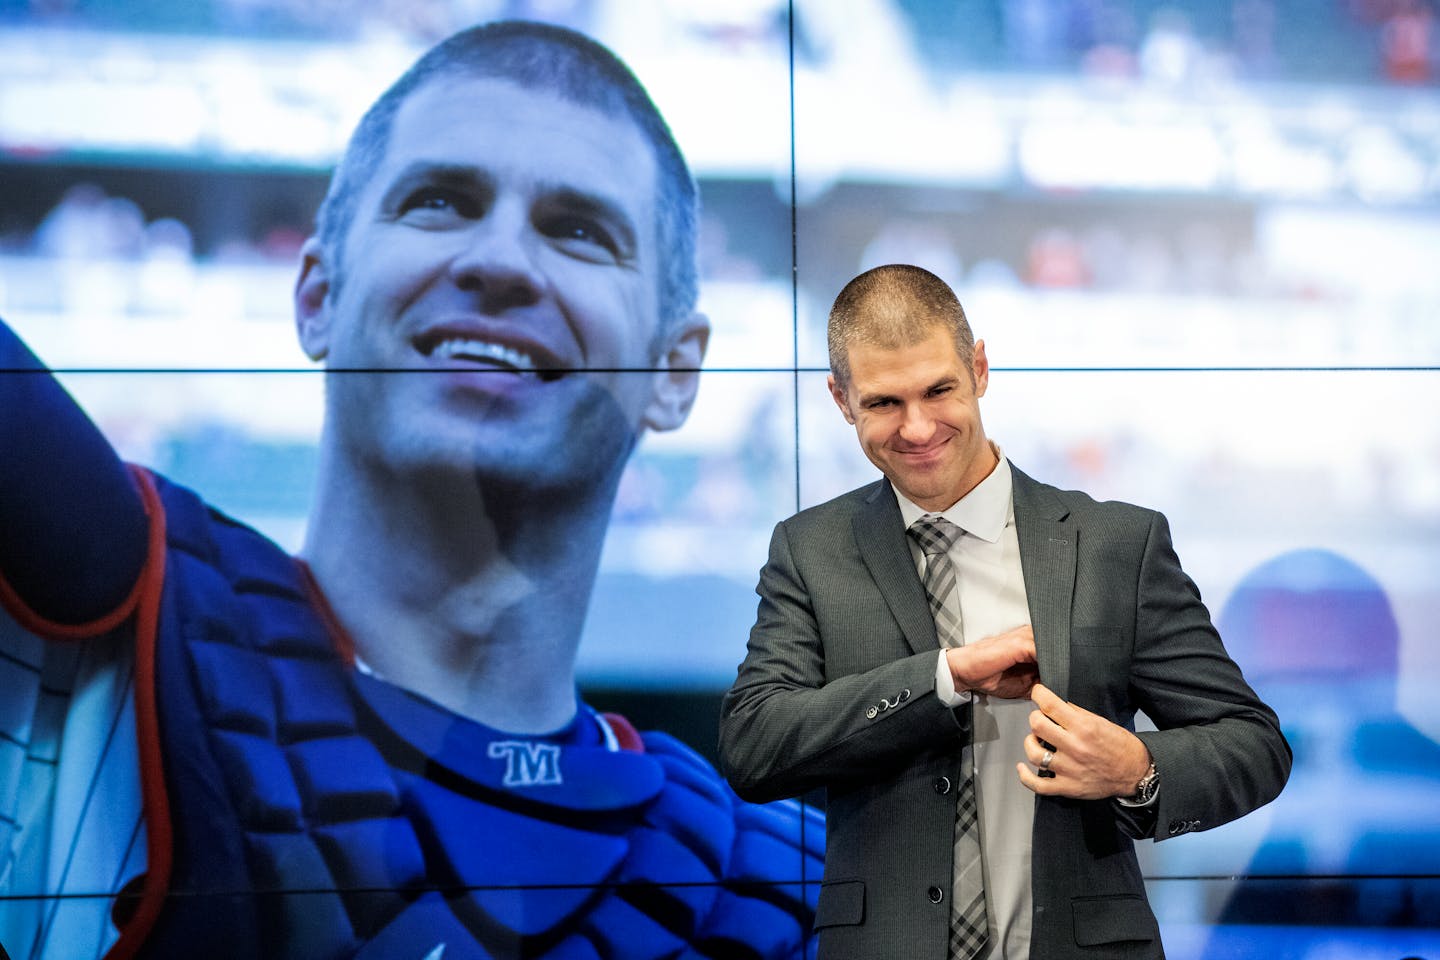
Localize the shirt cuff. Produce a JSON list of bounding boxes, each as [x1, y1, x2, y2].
[[934, 650, 973, 707]]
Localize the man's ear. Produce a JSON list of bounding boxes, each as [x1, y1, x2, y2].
[[972, 338, 990, 398], [641, 312, 711, 433], [294, 237, 333, 361], [828, 374, 856, 425]]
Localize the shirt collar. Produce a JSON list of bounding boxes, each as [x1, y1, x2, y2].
[[894, 444, 1012, 544]]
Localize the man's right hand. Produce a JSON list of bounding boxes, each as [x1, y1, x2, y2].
[[946, 624, 1037, 699]]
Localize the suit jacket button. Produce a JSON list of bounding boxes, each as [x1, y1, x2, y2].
[[933, 776, 952, 795], [927, 886, 944, 904], [1168, 820, 1185, 836], [866, 705, 879, 719]]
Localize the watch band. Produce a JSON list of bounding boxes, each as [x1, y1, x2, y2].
[[1117, 760, 1159, 807]]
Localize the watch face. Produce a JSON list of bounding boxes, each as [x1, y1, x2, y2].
[[1135, 764, 1158, 801]]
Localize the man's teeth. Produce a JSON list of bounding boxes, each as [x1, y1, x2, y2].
[[431, 338, 537, 372]]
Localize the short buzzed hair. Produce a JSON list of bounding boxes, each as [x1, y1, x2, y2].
[[316, 20, 698, 328], [827, 264, 974, 388]]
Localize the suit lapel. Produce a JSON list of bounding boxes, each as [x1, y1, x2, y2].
[[1012, 466, 1075, 701], [853, 480, 939, 657]]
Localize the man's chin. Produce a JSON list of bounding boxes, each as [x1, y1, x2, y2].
[[887, 467, 953, 504], [362, 384, 639, 498]]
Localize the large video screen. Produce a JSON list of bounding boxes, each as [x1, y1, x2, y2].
[[3, 2, 1438, 959]]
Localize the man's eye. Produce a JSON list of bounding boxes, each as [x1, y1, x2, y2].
[[542, 215, 621, 262], [398, 187, 479, 221]]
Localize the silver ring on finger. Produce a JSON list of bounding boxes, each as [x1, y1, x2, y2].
[[1039, 748, 1054, 771]]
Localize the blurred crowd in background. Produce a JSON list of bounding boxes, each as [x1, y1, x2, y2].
[[0, 0, 1434, 85], [0, 0, 1436, 690]]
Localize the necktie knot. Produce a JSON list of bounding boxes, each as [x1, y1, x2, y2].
[[908, 516, 962, 558]]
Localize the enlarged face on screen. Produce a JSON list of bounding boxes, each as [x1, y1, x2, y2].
[[830, 326, 994, 512], [296, 75, 698, 496]]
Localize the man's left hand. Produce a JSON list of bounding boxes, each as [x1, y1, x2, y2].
[[1015, 683, 1150, 800]]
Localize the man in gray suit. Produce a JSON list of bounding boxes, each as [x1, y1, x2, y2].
[[718, 264, 1290, 959]]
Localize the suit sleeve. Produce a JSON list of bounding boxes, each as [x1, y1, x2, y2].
[[718, 518, 965, 804], [0, 316, 149, 627], [1127, 511, 1291, 840]]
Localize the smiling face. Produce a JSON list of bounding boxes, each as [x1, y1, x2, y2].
[[295, 76, 706, 497], [829, 325, 996, 512]]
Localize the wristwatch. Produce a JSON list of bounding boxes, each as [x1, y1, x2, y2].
[[1119, 760, 1160, 806]]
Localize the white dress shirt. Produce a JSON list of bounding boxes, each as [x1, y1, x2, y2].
[[895, 449, 1034, 959]]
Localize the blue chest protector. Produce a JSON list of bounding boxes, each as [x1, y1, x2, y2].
[[133, 475, 822, 959]]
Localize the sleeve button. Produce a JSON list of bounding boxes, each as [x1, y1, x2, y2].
[[865, 705, 879, 720]]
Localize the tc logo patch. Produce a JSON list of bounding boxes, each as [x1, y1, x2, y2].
[[487, 741, 563, 787]]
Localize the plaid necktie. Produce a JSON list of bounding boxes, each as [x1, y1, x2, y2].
[[909, 516, 989, 960]]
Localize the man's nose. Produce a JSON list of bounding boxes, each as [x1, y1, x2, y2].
[[447, 204, 543, 311], [898, 404, 936, 444]]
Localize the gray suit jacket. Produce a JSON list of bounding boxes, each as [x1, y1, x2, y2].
[[718, 465, 1290, 959]]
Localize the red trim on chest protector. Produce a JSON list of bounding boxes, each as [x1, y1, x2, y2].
[[0, 475, 153, 641], [294, 558, 356, 667], [105, 466, 172, 960]]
